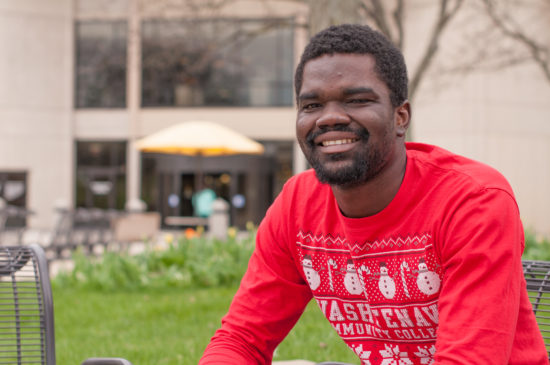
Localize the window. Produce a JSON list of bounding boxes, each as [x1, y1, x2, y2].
[[76, 141, 127, 210], [0, 172, 28, 228], [75, 20, 127, 108], [141, 18, 294, 107], [261, 140, 294, 198]]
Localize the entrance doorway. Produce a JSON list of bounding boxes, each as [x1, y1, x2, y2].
[[141, 154, 271, 229]]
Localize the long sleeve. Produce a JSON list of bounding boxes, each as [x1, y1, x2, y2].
[[199, 194, 313, 364], [433, 187, 547, 364]]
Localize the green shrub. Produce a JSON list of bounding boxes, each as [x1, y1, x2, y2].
[[53, 228, 256, 292], [54, 227, 550, 292], [523, 230, 550, 261]]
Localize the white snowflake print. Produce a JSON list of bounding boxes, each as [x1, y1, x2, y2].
[[414, 345, 436, 365], [352, 344, 372, 365], [379, 344, 413, 365]]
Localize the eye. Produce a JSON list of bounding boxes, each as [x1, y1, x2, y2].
[[301, 102, 322, 111], [347, 98, 372, 105]]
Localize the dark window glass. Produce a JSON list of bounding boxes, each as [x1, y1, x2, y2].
[[261, 140, 294, 198], [75, 21, 127, 108], [75, 141, 127, 210], [0, 172, 28, 228], [141, 18, 294, 107]]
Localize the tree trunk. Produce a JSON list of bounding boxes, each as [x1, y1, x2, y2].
[[307, 0, 364, 36]]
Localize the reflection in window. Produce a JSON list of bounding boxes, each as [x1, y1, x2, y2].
[[260, 140, 294, 198], [75, 21, 127, 108], [0, 172, 28, 228], [141, 18, 294, 107], [76, 141, 127, 210]]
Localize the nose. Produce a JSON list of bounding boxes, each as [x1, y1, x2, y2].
[[316, 102, 350, 128]]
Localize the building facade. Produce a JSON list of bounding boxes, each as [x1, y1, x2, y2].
[[1, 0, 550, 236]]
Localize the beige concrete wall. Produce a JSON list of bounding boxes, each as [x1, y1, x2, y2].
[[408, 1, 550, 237], [74, 107, 296, 141], [414, 65, 550, 236], [139, 108, 296, 140], [0, 0, 74, 229]]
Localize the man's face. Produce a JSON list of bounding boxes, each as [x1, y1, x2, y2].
[[296, 53, 406, 188]]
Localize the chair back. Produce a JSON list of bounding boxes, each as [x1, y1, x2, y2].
[[0, 244, 55, 364], [522, 260, 550, 358]]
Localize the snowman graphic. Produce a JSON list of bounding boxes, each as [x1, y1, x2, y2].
[[416, 258, 441, 295], [343, 259, 363, 295], [378, 262, 396, 299], [302, 254, 321, 290]]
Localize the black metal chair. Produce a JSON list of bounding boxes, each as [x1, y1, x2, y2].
[[0, 244, 132, 365], [522, 260, 550, 358]]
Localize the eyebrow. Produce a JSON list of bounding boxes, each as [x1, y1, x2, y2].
[[298, 86, 377, 101], [297, 92, 318, 101], [342, 87, 376, 96]]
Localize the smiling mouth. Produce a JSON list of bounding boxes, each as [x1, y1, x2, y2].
[[320, 138, 358, 147]]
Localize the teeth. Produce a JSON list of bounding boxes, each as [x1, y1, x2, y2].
[[322, 139, 356, 146]]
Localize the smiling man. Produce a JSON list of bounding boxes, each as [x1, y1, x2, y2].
[[200, 24, 548, 365]]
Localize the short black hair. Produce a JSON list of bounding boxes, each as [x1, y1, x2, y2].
[[294, 24, 408, 107]]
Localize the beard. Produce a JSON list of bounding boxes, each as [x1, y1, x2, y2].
[[302, 126, 389, 189]]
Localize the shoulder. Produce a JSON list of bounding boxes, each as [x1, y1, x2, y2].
[[406, 142, 515, 198], [405, 144, 523, 263]]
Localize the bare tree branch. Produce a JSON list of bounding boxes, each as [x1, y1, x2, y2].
[[409, 0, 464, 99], [307, 0, 364, 35], [392, 0, 405, 50], [481, 0, 550, 82], [146, 0, 550, 140], [369, 0, 393, 42]]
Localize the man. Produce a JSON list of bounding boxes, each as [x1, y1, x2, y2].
[[200, 24, 548, 364]]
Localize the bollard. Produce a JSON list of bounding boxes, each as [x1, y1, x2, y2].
[[125, 198, 147, 213], [208, 198, 229, 240]]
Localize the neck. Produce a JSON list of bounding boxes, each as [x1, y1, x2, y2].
[[332, 145, 407, 218]]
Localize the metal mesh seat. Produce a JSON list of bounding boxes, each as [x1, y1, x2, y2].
[[0, 245, 132, 365], [0, 244, 53, 364], [522, 260, 550, 358]]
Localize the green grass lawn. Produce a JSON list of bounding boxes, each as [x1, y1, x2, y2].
[[53, 286, 359, 364]]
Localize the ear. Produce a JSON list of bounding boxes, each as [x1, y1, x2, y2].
[[394, 100, 411, 138]]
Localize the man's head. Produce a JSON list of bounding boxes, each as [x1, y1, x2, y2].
[[294, 24, 411, 189], [294, 24, 408, 107]]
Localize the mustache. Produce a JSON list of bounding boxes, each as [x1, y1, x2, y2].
[[306, 125, 370, 146]]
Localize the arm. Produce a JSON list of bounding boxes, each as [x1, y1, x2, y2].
[[433, 188, 525, 364], [200, 196, 312, 364]]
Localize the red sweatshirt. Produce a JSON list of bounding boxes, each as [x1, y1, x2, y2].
[[200, 143, 548, 365]]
